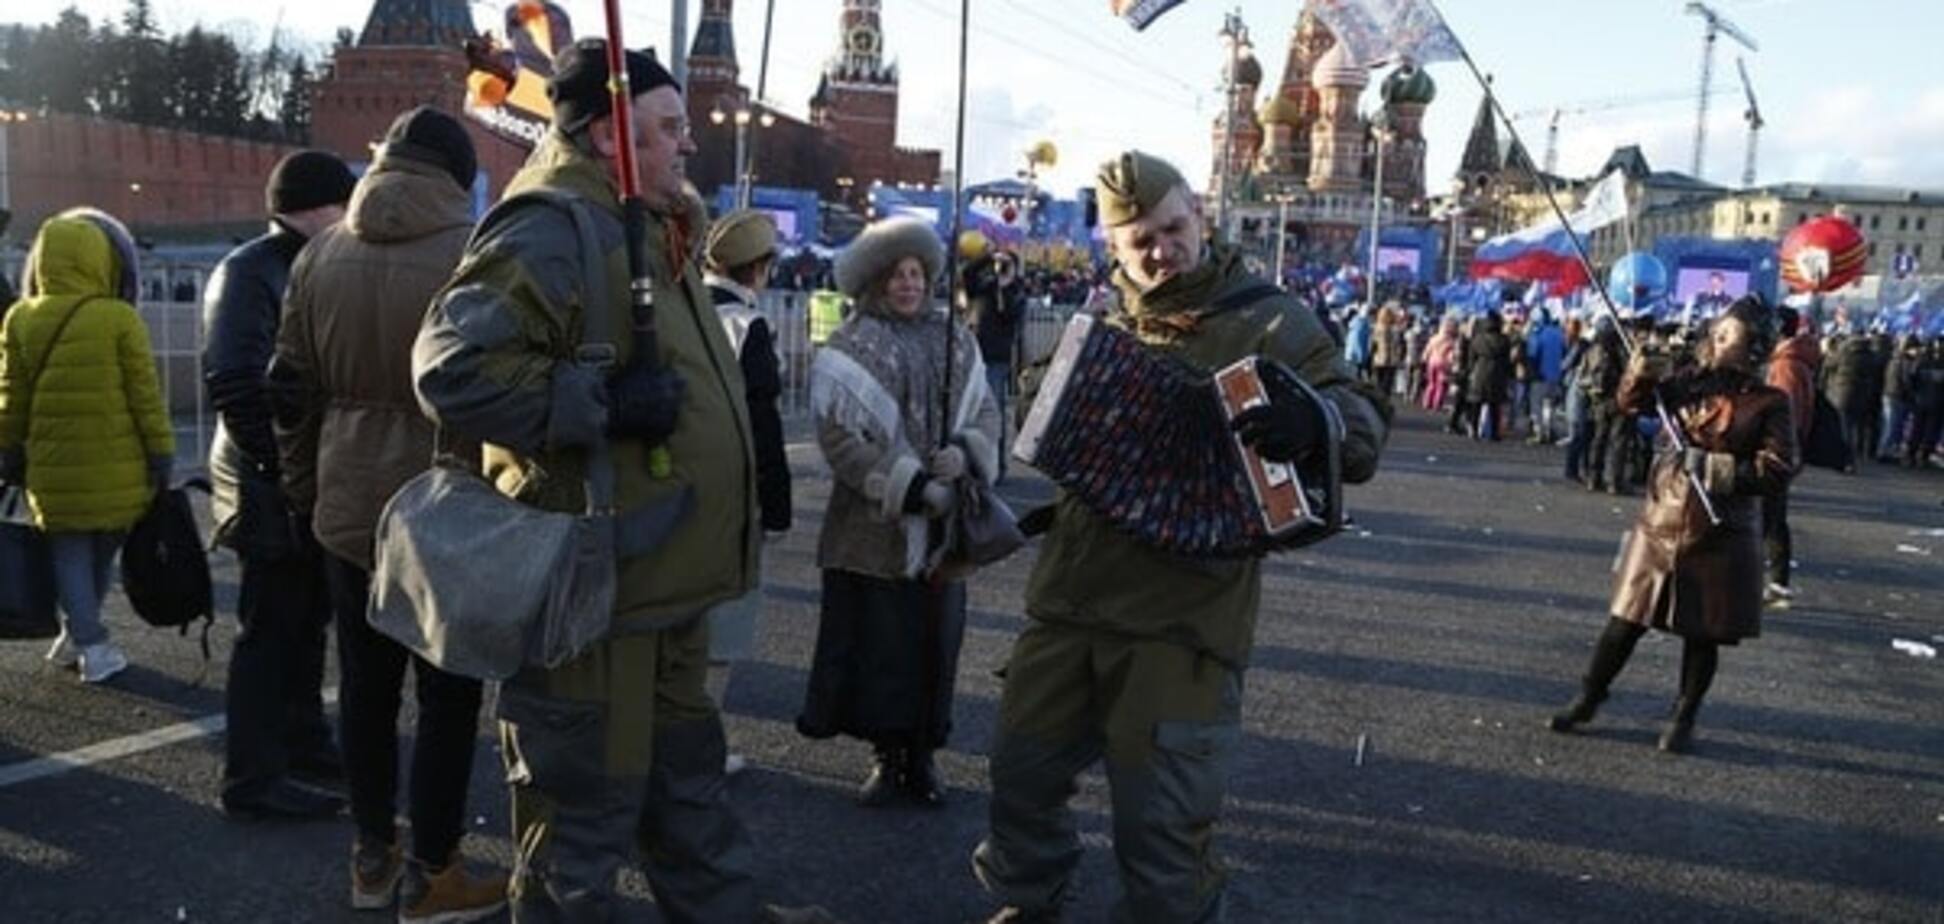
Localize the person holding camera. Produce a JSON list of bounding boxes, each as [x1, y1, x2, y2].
[[1546, 296, 1797, 754], [962, 234, 1024, 481]]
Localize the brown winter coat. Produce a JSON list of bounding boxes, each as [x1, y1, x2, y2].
[[1610, 363, 1797, 642], [269, 153, 474, 569], [1766, 333, 1821, 446]]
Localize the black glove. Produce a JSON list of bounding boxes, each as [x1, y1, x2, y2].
[[605, 362, 686, 445], [1230, 363, 1325, 464], [1018, 504, 1057, 537], [0, 446, 23, 485]]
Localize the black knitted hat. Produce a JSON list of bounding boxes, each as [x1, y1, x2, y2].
[[383, 106, 478, 190], [547, 39, 679, 136], [265, 150, 356, 215]]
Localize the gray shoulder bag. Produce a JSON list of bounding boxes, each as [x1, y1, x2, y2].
[[368, 191, 621, 681]]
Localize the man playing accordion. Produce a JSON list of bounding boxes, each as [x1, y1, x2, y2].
[[974, 151, 1391, 923]]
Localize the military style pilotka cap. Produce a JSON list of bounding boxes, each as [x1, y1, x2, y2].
[[1095, 150, 1186, 227], [704, 209, 779, 274]]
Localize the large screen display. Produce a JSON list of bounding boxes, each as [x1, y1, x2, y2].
[[1377, 245, 1420, 279], [1673, 262, 1751, 317]]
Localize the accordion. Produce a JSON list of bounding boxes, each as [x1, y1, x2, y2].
[[1015, 313, 1343, 558]]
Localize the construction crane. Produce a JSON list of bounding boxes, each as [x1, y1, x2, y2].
[[1508, 87, 1728, 175], [1685, 1, 1758, 179], [1736, 56, 1764, 188]]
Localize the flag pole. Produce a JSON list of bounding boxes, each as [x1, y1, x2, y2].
[[940, 0, 971, 450], [1428, 2, 1719, 524], [599, 0, 672, 478]]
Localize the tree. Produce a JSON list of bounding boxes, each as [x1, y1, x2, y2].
[[22, 8, 99, 114], [116, 0, 171, 125], [280, 55, 314, 143]]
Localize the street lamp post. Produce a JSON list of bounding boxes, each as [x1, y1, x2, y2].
[[1270, 193, 1296, 287], [1366, 116, 1390, 306], [713, 104, 777, 210], [0, 109, 27, 214], [1215, 10, 1249, 239]]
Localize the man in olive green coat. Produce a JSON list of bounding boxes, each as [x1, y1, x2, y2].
[[974, 152, 1390, 924], [411, 41, 757, 922]]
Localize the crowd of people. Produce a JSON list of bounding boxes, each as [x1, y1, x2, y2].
[[0, 40, 1386, 924], [1331, 298, 1944, 478], [3, 26, 1940, 924]]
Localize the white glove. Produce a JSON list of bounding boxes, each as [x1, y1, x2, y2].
[[920, 480, 957, 518], [929, 445, 967, 481]]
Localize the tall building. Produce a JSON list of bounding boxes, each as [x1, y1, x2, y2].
[[682, 0, 935, 216], [1208, 49, 1264, 205], [1211, 0, 1441, 269], [1305, 42, 1367, 193], [808, 0, 939, 199], [311, 0, 526, 198], [1379, 67, 1434, 204]]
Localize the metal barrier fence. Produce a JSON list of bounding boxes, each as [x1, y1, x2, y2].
[[7, 253, 1081, 468]]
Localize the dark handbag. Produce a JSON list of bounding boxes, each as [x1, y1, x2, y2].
[[929, 478, 1025, 582], [0, 485, 58, 639], [1802, 391, 1854, 471], [227, 469, 301, 561], [0, 297, 96, 639], [122, 479, 215, 647], [369, 190, 625, 681]]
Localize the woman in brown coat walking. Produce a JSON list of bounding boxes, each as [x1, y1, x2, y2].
[[1546, 296, 1797, 753]]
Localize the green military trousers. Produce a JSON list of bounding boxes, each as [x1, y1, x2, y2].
[[498, 615, 756, 923], [973, 622, 1244, 923]]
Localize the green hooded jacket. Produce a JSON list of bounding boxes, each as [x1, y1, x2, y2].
[[413, 132, 756, 632], [0, 214, 175, 532], [1024, 247, 1390, 668]]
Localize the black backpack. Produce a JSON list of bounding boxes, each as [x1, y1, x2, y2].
[[121, 480, 216, 657], [1801, 391, 1855, 472]]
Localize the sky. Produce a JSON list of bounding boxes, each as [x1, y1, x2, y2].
[[10, 0, 1944, 202]]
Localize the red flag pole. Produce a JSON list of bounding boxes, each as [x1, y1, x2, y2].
[[598, 0, 672, 477]]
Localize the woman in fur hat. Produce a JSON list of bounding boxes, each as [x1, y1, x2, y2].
[[1546, 295, 1797, 753], [795, 216, 1001, 807]]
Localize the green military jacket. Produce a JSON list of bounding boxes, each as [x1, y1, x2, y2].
[[414, 132, 757, 632], [1024, 247, 1389, 668]]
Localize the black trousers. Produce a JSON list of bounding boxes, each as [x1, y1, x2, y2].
[[1909, 408, 1944, 467], [324, 554, 484, 863], [1588, 401, 1634, 488], [223, 543, 336, 799], [1762, 489, 1791, 588]]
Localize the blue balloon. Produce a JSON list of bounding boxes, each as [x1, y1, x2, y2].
[[1606, 252, 1669, 311]]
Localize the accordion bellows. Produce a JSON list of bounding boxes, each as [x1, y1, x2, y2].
[[1016, 314, 1336, 558]]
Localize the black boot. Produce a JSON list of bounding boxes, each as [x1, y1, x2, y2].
[[857, 745, 903, 807], [1545, 690, 1605, 733], [902, 748, 945, 807], [1657, 718, 1695, 754]]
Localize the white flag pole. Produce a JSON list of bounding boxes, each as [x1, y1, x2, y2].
[[1423, 0, 1719, 524]]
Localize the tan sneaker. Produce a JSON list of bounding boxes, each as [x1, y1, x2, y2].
[[398, 852, 507, 924], [350, 839, 402, 910]]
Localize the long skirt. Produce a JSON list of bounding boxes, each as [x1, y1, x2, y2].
[[796, 568, 967, 750]]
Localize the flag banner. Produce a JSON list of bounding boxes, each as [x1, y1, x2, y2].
[[1470, 171, 1630, 293], [465, 1, 575, 149], [1111, 0, 1189, 31], [1308, 0, 1463, 66]]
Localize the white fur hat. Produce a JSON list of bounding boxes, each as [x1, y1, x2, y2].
[[834, 216, 945, 300]]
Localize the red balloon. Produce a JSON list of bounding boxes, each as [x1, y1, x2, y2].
[[1002, 204, 1019, 224], [1780, 216, 1867, 293]]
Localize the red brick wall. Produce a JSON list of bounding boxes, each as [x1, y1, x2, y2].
[[1, 112, 305, 237]]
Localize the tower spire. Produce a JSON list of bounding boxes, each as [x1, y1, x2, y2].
[[688, 0, 740, 87], [1458, 78, 1502, 182], [357, 0, 476, 48]]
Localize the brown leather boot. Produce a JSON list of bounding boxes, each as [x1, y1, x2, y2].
[[398, 851, 508, 924]]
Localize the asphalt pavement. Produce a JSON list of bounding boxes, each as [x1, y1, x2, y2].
[[2, 406, 1940, 923]]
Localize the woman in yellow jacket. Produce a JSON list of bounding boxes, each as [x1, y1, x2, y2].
[[0, 208, 175, 682]]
